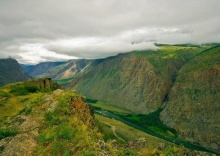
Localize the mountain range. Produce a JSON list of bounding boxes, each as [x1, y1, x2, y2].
[[69, 44, 220, 152], [3, 43, 220, 154]]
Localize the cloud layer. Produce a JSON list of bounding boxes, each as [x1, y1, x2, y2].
[[0, 0, 220, 64]]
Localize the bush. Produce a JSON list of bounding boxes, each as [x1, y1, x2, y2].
[[0, 127, 17, 139], [56, 127, 72, 140], [44, 111, 60, 126], [10, 84, 39, 96], [25, 85, 39, 93]]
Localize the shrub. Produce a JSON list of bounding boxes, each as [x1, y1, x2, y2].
[[0, 127, 17, 139], [44, 111, 60, 126], [25, 85, 39, 93], [10, 84, 39, 96], [10, 85, 28, 96]]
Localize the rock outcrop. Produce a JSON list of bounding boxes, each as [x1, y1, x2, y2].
[[26, 78, 60, 90], [69, 96, 95, 126]]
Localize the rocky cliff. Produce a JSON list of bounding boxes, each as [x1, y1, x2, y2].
[[0, 58, 31, 86], [160, 45, 220, 152]]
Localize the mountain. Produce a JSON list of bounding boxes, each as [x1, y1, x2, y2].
[[22, 61, 66, 78], [6, 44, 219, 153], [71, 44, 210, 114], [20, 64, 35, 73], [160, 45, 220, 151], [0, 79, 212, 155], [0, 58, 31, 86], [69, 44, 220, 153], [42, 59, 92, 79], [22, 59, 92, 80]]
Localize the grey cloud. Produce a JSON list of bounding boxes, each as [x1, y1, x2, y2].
[[0, 0, 220, 64]]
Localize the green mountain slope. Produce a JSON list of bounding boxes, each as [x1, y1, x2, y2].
[[0, 58, 31, 86], [72, 45, 210, 114], [160, 45, 220, 152]]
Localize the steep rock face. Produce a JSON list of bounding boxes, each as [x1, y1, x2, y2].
[[0, 58, 31, 86], [69, 96, 95, 126], [72, 45, 207, 114], [160, 46, 220, 152]]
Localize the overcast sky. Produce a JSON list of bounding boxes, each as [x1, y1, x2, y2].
[[0, 0, 220, 64]]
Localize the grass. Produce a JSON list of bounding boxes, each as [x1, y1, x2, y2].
[[36, 91, 104, 155], [95, 114, 173, 146], [89, 99, 177, 138], [0, 81, 49, 126], [0, 90, 10, 98], [119, 109, 178, 137]]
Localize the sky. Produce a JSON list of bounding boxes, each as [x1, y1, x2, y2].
[[0, 0, 220, 64]]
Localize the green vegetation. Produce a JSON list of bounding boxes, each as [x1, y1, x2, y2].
[[95, 114, 172, 144], [91, 100, 217, 154], [0, 127, 17, 139], [10, 83, 39, 96], [89, 100, 177, 137], [0, 90, 10, 98], [120, 109, 177, 137], [0, 79, 57, 126], [36, 91, 102, 155]]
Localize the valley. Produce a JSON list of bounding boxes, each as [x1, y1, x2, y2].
[[88, 99, 217, 154]]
